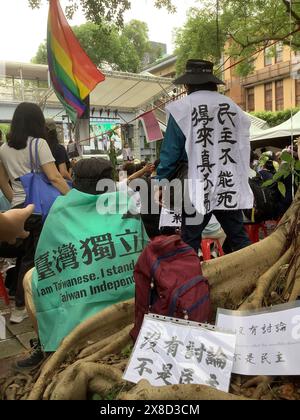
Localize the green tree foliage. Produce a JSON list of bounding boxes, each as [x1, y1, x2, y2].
[[174, 0, 300, 77], [174, 5, 227, 77], [263, 151, 300, 196], [251, 109, 300, 128], [31, 42, 47, 64], [28, 0, 175, 26], [32, 20, 162, 73]]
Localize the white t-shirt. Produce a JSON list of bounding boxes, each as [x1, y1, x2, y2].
[[0, 137, 55, 207]]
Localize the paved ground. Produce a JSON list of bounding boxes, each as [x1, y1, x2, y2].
[[0, 299, 36, 379]]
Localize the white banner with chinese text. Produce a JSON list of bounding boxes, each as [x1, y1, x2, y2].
[[216, 302, 300, 376], [166, 91, 253, 215], [124, 315, 236, 393]]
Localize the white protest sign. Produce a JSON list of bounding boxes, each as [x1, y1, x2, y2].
[[216, 302, 300, 376], [124, 315, 236, 393], [0, 315, 6, 340], [159, 207, 182, 229]]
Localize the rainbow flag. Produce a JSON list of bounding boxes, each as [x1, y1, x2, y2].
[[47, 0, 105, 122]]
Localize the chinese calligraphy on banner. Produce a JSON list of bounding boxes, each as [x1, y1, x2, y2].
[[216, 302, 300, 376], [166, 92, 253, 216], [124, 315, 236, 392]]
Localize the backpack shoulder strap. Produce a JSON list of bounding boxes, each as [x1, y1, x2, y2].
[[150, 245, 192, 278]]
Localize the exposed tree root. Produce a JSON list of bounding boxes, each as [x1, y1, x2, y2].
[[27, 300, 134, 400], [242, 376, 274, 400], [1, 190, 300, 400], [118, 379, 250, 400], [239, 247, 294, 310], [50, 362, 124, 400], [82, 324, 133, 362]]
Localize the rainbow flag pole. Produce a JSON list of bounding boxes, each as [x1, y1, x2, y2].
[[47, 0, 105, 123]]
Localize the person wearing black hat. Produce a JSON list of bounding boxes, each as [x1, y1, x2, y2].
[[157, 59, 253, 253], [72, 157, 113, 194]]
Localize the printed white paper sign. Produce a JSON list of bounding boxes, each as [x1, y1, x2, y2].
[[159, 207, 182, 229], [216, 302, 300, 376], [124, 316, 236, 392], [0, 315, 6, 340]]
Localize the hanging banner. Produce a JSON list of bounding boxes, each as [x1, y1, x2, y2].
[[166, 92, 253, 216], [140, 111, 163, 143], [124, 315, 236, 393], [216, 302, 300, 376]]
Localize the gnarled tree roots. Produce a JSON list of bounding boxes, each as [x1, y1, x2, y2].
[[1, 190, 300, 400]]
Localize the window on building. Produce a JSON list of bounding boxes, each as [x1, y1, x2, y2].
[[246, 87, 255, 112], [275, 80, 284, 110], [275, 42, 283, 63], [264, 47, 273, 66], [265, 82, 273, 111], [296, 80, 300, 106]]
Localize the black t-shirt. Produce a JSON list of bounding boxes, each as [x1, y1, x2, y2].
[[53, 144, 71, 171]]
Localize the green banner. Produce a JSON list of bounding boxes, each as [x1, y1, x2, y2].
[[32, 189, 148, 351]]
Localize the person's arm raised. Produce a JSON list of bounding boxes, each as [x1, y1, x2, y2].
[[41, 162, 70, 195]]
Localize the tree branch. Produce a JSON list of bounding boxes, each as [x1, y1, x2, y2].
[[282, 0, 300, 25]]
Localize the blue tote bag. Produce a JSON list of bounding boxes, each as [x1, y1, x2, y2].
[[20, 138, 68, 218]]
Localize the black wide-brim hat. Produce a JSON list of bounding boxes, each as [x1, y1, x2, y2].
[[174, 59, 225, 85]]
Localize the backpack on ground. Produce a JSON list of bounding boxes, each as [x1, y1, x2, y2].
[[244, 175, 281, 223], [130, 235, 211, 342]]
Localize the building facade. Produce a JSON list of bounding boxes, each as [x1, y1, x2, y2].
[[144, 47, 300, 114], [224, 44, 300, 112], [143, 55, 177, 79]]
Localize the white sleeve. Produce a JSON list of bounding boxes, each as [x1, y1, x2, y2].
[[37, 138, 55, 166]]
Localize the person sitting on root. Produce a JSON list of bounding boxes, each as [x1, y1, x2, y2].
[[15, 158, 148, 372]]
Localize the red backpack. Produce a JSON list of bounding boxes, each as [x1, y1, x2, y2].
[[131, 235, 211, 341]]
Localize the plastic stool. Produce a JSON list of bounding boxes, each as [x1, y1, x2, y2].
[[244, 223, 268, 244], [201, 239, 224, 261], [0, 272, 9, 306]]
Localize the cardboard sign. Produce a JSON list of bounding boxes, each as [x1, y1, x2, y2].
[[124, 315, 236, 392], [216, 302, 300, 376]]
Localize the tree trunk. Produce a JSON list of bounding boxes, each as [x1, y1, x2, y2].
[[2, 190, 300, 400]]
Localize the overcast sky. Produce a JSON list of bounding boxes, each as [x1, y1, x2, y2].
[[0, 0, 199, 63]]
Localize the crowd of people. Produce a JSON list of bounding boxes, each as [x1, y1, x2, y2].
[[0, 59, 298, 372]]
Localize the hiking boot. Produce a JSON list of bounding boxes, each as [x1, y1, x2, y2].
[[10, 307, 28, 324], [15, 338, 46, 372]]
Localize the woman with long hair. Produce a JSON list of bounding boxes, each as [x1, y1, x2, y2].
[[0, 102, 70, 323]]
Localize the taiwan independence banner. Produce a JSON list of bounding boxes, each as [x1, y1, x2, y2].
[[32, 189, 148, 351]]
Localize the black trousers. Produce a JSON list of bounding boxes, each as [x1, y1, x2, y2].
[[0, 209, 43, 308], [182, 209, 251, 253]]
